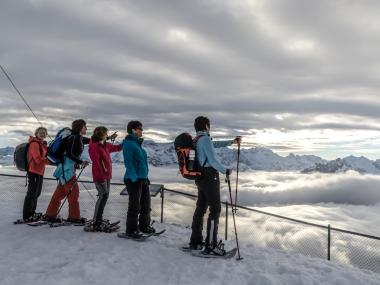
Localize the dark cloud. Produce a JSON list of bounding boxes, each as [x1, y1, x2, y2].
[[1, 0, 380, 157]]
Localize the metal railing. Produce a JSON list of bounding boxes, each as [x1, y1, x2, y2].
[[161, 187, 380, 272], [1, 173, 380, 274]]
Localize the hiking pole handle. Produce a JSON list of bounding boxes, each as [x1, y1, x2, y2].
[[234, 136, 242, 144]]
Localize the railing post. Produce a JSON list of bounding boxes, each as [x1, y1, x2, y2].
[[225, 201, 228, 240], [327, 224, 331, 261], [160, 187, 165, 223]]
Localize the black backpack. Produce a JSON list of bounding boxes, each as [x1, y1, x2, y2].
[[14, 141, 42, 172], [174, 133, 204, 180]]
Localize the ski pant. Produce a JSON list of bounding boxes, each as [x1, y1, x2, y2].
[[93, 180, 110, 223], [124, 179, 151, 233], [190, 167, 221, 247], [23, 172, 43, 220], [45, 176, 80, 219]]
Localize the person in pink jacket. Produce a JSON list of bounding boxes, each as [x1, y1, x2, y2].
[[88, 126, 122, 231]]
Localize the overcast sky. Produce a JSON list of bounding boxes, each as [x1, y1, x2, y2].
[[1, 0, 380, 159]]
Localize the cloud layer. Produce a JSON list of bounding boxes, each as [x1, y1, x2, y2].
[[2, 0, 380, 158]]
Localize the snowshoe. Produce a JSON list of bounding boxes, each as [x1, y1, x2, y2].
[[66, 217, 87, 225], [42, 215, 63, 223], [27, 220, 49, 226], [203, 240, 227, 256], [14, 219, 26, 225], [84, 219, 120, 233], [117, 230, 154, 241], [14, 212, 43, 224], [192, 247, 238, 259], [181, 242, 204, 252], [49, 220, 73, 228], [153, 229, 166, 236]]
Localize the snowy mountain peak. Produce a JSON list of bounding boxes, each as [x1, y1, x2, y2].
[[1, 144, 380, 174], [303, 156, 380, 174]]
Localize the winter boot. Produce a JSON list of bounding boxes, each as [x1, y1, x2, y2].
[[189, 243, 204, 250], [127, 230, 144, 239], [32, 212, 43, 220], [140, 225, 156, 234], [24, 212, 43, 222]]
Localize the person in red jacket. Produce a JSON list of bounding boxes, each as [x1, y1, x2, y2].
[[88, 126, 121, 231], [23, 127, 49, 221]]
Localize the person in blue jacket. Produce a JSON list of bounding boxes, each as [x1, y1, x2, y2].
[[122, 120, 154, 238], [188, 116, 241, 256]]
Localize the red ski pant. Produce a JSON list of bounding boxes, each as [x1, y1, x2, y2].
[[45, 177, 80, 219]]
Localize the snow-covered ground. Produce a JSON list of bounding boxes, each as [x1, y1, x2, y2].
[[3, 217, 380, 285], [1, 167, 380, 284]]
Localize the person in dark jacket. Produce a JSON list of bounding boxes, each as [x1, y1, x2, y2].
[[44, 119, 90, 223], [88, 126, 121, 231], [23, 127, 49, 221], [188, 116, 241, 256], [122, 120, 154, 238]]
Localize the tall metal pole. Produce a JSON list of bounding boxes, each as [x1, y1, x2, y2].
[[227, 175, 243, 260], [234, 139, 241, 212]]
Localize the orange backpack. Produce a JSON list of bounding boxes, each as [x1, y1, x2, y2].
[[174, 133, 205, 180]]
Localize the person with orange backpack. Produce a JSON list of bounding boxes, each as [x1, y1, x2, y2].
[[184, 116, 241, 256], [21, 127, 49, 222]]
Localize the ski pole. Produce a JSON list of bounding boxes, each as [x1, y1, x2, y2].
[[234, 137, 241, 213], [226, 174, 243, 260], [79, 181, 96, 203], [56, 165, 86, 216]]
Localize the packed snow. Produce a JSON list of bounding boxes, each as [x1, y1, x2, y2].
[[1, 168, 380, 284]]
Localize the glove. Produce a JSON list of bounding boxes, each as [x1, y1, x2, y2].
[[233, 136, 242, 145], [107, 132, 118, 142], [226, 168, 232, 176]]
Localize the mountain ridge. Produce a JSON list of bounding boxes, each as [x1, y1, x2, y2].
[[1, 142, 380, 174]]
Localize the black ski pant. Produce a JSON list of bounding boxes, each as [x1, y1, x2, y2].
[[190, 167, 221, 247], [93, 180, 110, 223], [23, 172, 43, 220], [124, 179, 151, 233]]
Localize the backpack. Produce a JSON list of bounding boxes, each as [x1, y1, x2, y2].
[[14, 141, 43, 172], [174, 133, 205, 180], [47, 127, 72, 165]]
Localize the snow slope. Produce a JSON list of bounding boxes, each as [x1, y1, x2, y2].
[[1, 175, 380, 285]]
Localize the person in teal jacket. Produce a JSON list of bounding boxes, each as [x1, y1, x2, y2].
[[122, 120, 154, 239]]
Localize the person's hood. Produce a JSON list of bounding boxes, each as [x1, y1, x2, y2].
[[196, 131, 209, 137], [126, 133, 144, 145], [90, 138, 106, 147], [28, 136, 44, 144]]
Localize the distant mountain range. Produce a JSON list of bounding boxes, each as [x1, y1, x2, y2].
[[1, 141, 380, 174]]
